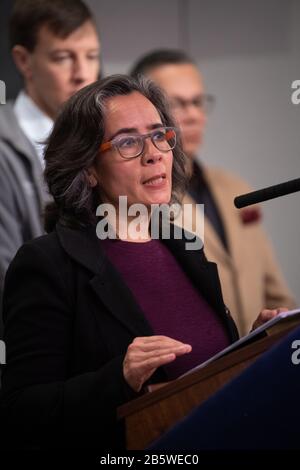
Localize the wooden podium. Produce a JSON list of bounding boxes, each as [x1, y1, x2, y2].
[[118, 319, 300, 450]]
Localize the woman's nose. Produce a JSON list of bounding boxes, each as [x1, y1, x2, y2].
[[142, 138, 163, 164]]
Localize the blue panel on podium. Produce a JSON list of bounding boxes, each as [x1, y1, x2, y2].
[[150, 326, 300, 450]]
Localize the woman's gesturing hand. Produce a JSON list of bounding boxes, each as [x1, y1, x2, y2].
[[123, 335, 192, 392]]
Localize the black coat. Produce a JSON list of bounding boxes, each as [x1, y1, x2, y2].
[[1, 223, 238, 449]]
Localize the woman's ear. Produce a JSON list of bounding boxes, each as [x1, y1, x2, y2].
[[86, 168, 98, 188]]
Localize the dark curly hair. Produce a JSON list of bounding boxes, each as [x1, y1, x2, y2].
[[44, 74, 189, 232]]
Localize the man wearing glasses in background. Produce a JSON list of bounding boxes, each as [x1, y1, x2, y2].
[[131, 49, 295, 337]]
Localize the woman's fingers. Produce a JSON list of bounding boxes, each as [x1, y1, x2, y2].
[[260, 309, 277, 321], [127, 343, 192, 362], [124, 352, 181, 392], [131, 336, 189, 352], [130, 352, 177, 372], [252, 307, 289, 330], [124, 343, 191, 369], [123, 335, 192, 392], [276, 307, 289, 314]]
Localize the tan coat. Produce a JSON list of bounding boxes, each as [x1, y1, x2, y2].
[[175, 166, 296, 336]]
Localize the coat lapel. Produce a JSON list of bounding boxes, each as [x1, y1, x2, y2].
[[56, 223, 238, 343], [161, 226, 239, 341], [162, 232, 229, 324], [56, 224, 154, 337], [203, 166, 243, 267], [89, 262, 155, 338]]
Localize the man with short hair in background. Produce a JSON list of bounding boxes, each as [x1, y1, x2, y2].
[[131, 49, 296, 336], [0, 0, 101, 334]]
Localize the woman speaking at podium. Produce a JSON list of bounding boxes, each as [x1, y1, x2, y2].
[[0, 75, 283, 449]]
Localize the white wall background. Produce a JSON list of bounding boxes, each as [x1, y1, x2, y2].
[[87, 0, 300, 303]]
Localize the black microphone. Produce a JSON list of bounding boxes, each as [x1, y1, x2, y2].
[[234, 178, 300, 208]]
